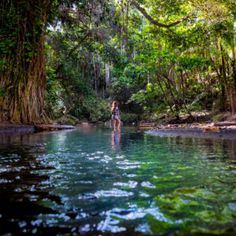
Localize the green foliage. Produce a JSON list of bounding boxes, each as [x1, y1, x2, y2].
[[129, 90, 146, 105], [3, 0, 231, 123], [80, 97, 110, 122], [45, 65, 65, 118], [0, 87, 5, 97], [45, 0, 236, 121], [45, 3, 113, 122], [0, 59, 7, 73], [178, 56, 211, 71], [121, 112, 139, 124], [0, 38, 16, 55]]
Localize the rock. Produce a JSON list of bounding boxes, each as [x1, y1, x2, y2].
[[138, 121, 156, 129], [203, 126, 220, 133], [35, 124, 75, 132], [214, 122, 236, 127]]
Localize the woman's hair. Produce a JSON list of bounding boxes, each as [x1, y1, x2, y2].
[[111, 101, 118, 111]]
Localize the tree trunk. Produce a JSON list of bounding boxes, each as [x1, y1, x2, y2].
[[216, 38, 226, 111], [105, 63, 111, 87], [231, 43, 236, 113], [0, 0, 50, 124]]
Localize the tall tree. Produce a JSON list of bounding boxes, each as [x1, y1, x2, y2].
[[0, 0, 55, 123]]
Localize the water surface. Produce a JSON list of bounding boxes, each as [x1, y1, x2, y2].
[[0, 127, 236, 235]]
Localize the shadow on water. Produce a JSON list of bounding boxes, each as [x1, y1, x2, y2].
[[0, 133, 71, 235], [0, 128, 236, 235]]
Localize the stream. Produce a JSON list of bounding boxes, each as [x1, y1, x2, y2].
[[0, 127, 236, 235]]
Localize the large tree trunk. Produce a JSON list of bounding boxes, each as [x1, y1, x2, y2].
[[231, 43, 236, 114], [0, 0, 50, 124]]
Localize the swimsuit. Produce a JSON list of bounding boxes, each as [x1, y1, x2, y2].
[[112, 107, 120, 120]]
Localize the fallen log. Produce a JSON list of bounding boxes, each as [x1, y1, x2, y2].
[[214, 122, 236, 127], [35, 124, 75, 132]]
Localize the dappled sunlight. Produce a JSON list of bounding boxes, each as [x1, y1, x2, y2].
[[0, 128, 236, 234]]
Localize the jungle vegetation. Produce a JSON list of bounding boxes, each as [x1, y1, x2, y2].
[[0, 0, 236, 124]]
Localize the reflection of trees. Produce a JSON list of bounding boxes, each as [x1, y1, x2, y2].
[[0, 133, 65, 235], [222, 140, 236, 160], [166, 137, 236, 161]]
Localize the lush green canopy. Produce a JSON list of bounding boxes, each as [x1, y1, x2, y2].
[[1, 0, 236, 123]]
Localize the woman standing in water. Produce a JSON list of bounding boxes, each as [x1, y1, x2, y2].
[[111, 101, 121, 131]]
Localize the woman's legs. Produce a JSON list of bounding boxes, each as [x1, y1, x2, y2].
[[112, 119, 117, 131], [112, 118, 120, 131], [117, 118, 121, 131]]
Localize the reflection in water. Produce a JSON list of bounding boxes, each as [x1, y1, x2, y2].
[[111, 130, 121, 150], [0, 128, 236, 235], [0, 133, 68, 235]]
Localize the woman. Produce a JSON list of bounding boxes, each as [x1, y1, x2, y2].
[[111, 101, 121, 131]]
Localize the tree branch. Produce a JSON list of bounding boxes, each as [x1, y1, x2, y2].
[[131, 0, 189, 28]]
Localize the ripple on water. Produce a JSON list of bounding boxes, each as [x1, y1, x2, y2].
[[141, 181, 156, 189], [116, 160, 142, 170], [1, 129, 236, 235], [94, 188, 134, 198], [31, 219, 43, 227], [125, 174, 137, 178], [38, 213, 71, 227], [108, 204, 169, 222], [18, 221, 27, 228], [117, 160, 141, 166], [79, 224, 91, 233], [86, 154, 113, 164], [100, 155, 112, 163], [139, 192, 150, 198], [0, 179, 14, 184], [75, 212, 89, 220], [78, 180, 93, 184], [97, 211, 126, 233], [135, 223, 151, 234], [88, 155, 100, 160], [96, 151, 104, 154], [77, 193, 97, 200], [111, 207, 146, 220], [115, 155, 125, 159], [97, 222, 126, 234], [113, 181, 138, 188], [0, 166, 24, 173], [97, 204, 170, 233]]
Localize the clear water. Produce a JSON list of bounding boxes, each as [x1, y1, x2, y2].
[[0, 127, 236, 235]]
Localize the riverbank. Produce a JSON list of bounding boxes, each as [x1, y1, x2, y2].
[[0, 123, 75, 135], [146, 122, 236, 139], [0, 124, 35, 135], [1, 112, 236, 140], [137, 112, 235, 139]]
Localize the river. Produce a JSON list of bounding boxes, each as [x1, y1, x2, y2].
[[0, 127, 236, 235]]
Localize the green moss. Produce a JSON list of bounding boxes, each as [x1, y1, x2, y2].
[[147, 215, 173, 234], [175, 187, 198, 195]]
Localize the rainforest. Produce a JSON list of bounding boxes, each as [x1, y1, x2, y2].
[[1, 1, 236, 235], [1, 0, 236, 124]]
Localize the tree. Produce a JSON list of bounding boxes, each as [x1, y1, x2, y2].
[[127, 0, 236, 117], [0, 0, 112, 124], [0, 0, 56, 123], [45, 0, 114, 121]]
